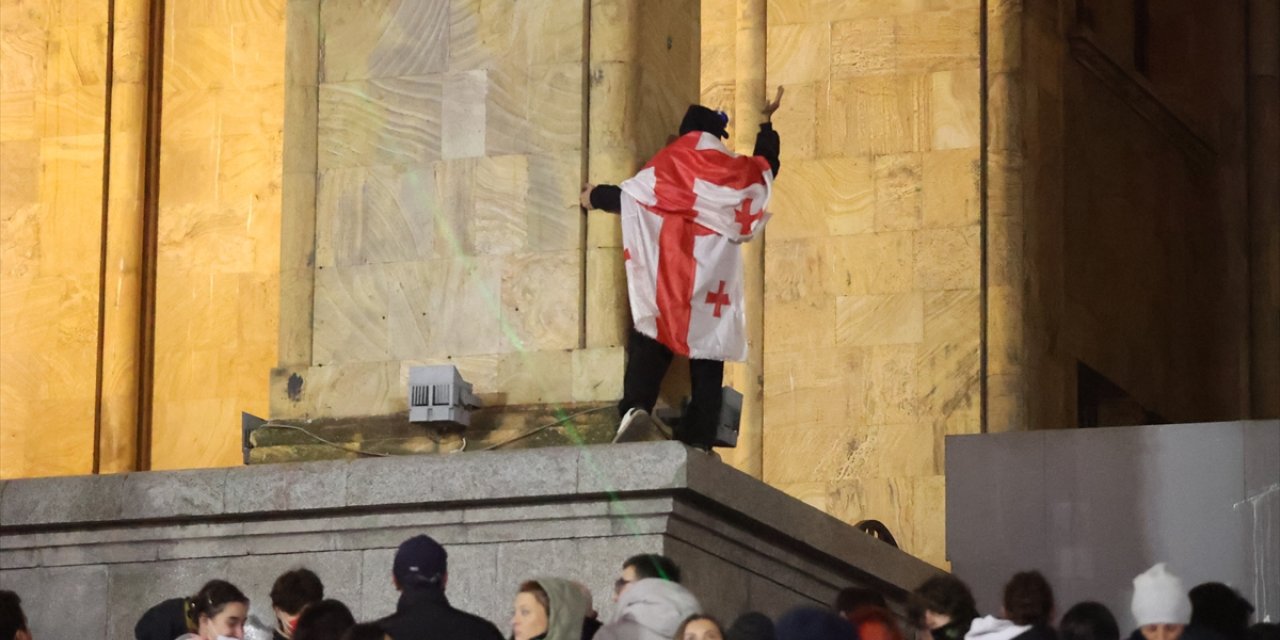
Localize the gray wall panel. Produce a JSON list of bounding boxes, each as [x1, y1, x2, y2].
[[948, 421, 1278, 629]]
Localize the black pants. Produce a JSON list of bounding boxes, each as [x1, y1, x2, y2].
[[617, 329, 724, 448]]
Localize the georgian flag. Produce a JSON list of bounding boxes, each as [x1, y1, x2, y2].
[[618, 130, 773, 362]]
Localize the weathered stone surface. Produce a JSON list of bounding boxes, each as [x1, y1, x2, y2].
[[320, 0, 449, 83], [1, 565, 109, 640], [0, 473, 125, 526], [317, 75, 443, 170], [836, 292, 925, 346]]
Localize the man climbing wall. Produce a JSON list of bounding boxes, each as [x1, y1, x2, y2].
[[580, 88, 784, 452]]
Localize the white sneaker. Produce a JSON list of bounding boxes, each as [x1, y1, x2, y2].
[[613, 408, 668, 443]]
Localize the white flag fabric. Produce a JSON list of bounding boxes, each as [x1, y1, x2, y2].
[[618, 131, 774, 361]]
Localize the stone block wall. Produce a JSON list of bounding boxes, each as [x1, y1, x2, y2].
[[751, 0, 985, 568], [0, 0, 110, 477], [150, 1, 287, 470], [0, 0, 289, 476], [272, 0, 701, 421], [1013, 0, 1262, 429]]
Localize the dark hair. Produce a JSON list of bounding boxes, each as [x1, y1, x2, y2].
[[1003, 571, 1055, 627], [294, 599, 356, 640], [1059, 602, 1120, 640], [341, 623, 389, 640], [623, 554, 682, 583], [836, 586, 888, 614], [518, 581, 550, 615], [679, 105, 729, 139], [0, 590, 28, 640], [186, 580, 249, 626], [776, 606, 855, 640], [1247, 623, 1280, 640], [727, 612, 776, 640], [910, 575, 978, 630], [677, 615, 725, 638], [270, 568, 325, 615], [1190, 583, 1253, 640]]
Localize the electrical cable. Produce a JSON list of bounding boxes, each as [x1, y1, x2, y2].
[[477, 405, 615, 451], [251, 405, 611, 458], [253, 424, 391, 458]]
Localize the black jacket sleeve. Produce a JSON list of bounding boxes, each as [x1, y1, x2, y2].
[[589, 184, 622, 213], [753, 122, 781, 176]]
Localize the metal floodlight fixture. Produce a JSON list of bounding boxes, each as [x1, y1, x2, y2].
[[714, 386, 743, 448], [653, 386, 743, 448], [408, 365, 481, 427]]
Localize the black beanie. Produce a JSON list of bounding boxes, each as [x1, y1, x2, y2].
[[680, 104, 730, 138]]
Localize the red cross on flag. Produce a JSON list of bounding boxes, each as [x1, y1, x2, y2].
[[618, 131, 774, 361]]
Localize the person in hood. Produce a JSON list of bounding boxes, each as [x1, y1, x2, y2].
[[911, 575, 980, 640], [1002, 571, 1057, 640], [1129, 564, 1190, 640], [593, 578, 702, 640], [175, 579, 250, 640], [135, 595, 198, 640], [376, 534, 504, 640], [775, 607, 854, 640], [510, 578, 592, 640]]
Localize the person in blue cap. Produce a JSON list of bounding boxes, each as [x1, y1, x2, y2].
[[376, 534, 503, 640]]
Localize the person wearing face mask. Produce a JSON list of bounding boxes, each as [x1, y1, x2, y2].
[[510, 579, 592, 640], [269, 569, 325, 640], [176, 579, 251, 640]]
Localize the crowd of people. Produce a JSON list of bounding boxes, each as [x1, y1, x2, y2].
[[0, 534, 1273, 640]]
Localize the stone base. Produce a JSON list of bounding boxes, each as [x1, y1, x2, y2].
[[0, 443, 941, 638], [247, 402, 620, 463]]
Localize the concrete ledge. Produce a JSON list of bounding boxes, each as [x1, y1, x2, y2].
[[1, 442, 941, 638]]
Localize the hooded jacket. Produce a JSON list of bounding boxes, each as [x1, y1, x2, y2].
[[593, 578, 702, 640], [134, 597, 195, 640], [527, 577, 592, 640], [965, 616, 1034, 640]]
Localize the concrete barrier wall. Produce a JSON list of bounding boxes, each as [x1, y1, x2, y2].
[[0, 442, 940, 638]]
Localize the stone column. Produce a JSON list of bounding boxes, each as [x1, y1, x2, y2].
[[585, 0, 636, 350], [731, 0, 766, 478], [278, 0, 321, 371], [1249, 0, 1280, 417], [95, 0, 155, 473]]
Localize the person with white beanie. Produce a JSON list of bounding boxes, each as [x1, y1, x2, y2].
[[1131, 563, 1191, 640]]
